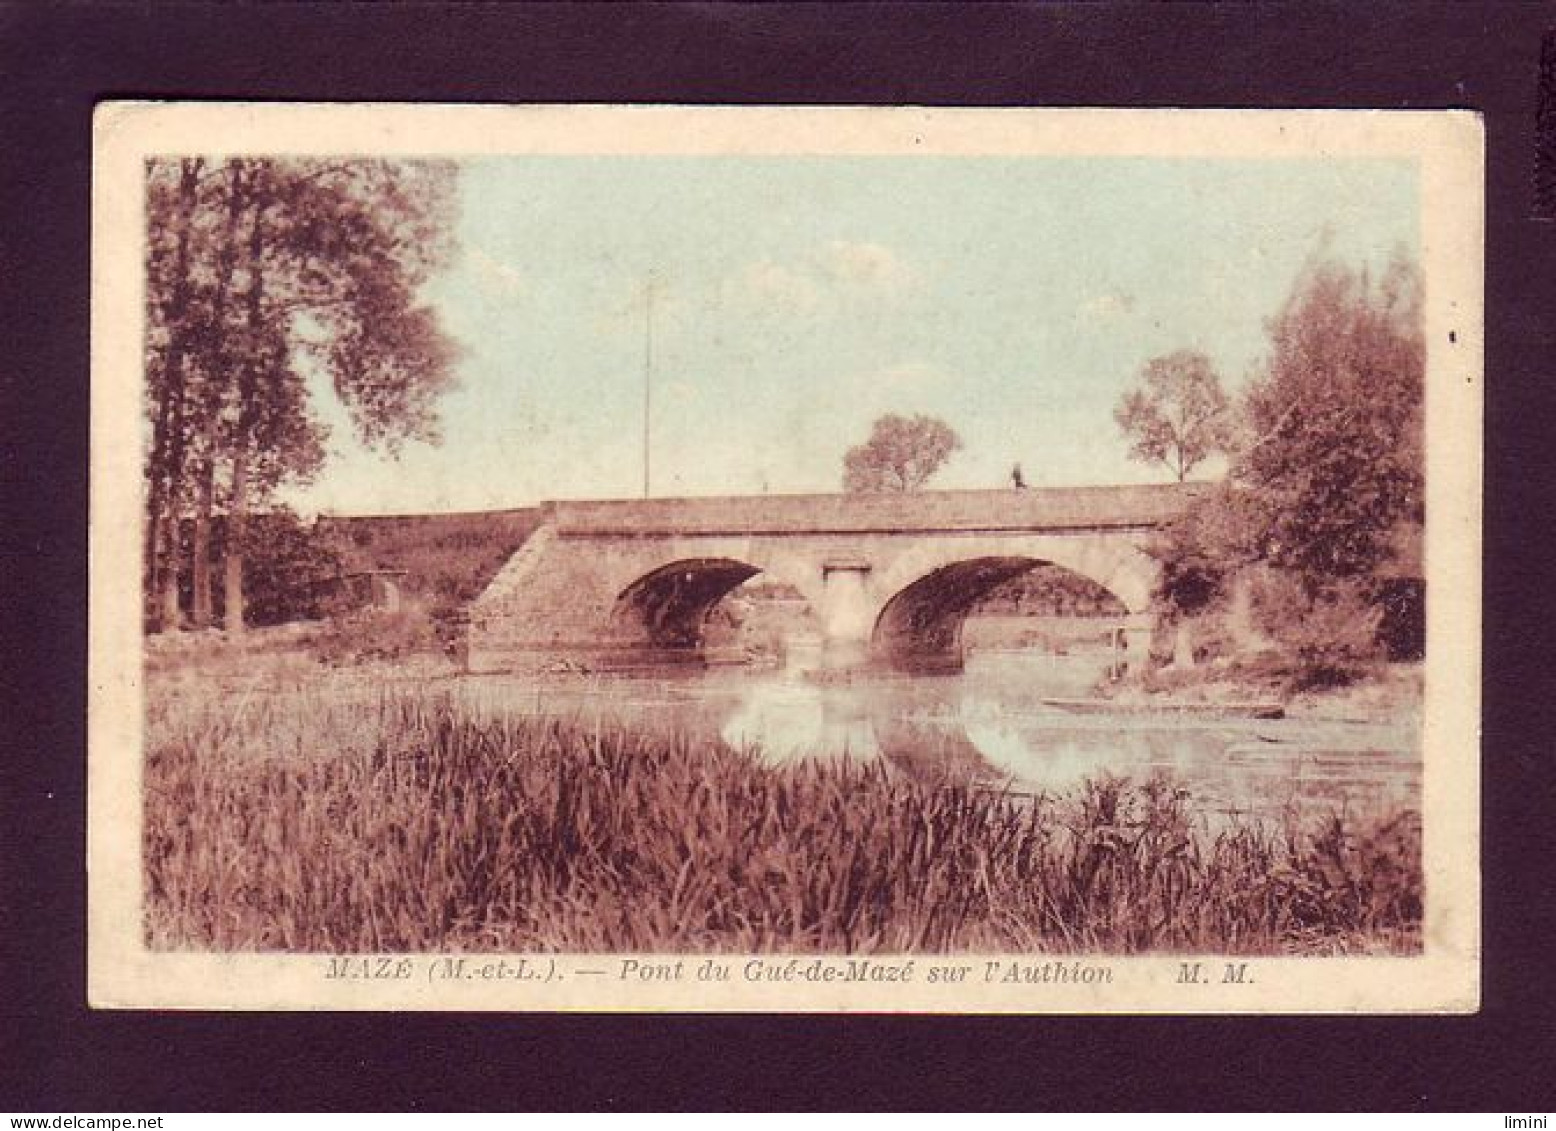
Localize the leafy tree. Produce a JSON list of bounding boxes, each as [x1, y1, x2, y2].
[[1237, 254, 1423, 584], [842, 413, 962, 492], [178, 510, 347, 628], [1148, 253, 1424, 681], [144, 157, 461, 632], [1114, 349, 1233, 482], [1149, 480, 1265, 617]]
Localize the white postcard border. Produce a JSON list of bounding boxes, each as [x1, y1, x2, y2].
[[89, 103, 1483, 1013]]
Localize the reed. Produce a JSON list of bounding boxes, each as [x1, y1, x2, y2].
[[143, 691, 1421, 954]]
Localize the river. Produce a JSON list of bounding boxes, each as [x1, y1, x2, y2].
[[454, 646, 1420, 820]]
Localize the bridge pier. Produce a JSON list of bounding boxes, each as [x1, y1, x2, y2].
[[816, 560, 877, 668]]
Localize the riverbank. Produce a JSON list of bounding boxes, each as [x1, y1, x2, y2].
[[147, 621, 1420, 717], [1096, 657, 1423, 726], [143, 688, 1422, 955]]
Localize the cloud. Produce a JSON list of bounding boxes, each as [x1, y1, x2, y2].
[[805, 362, 947, 427], [1078, 290, 1136, 320], [817, 240, 919, 291], [734, 259, 822, 313], [466, 246, 529, 300], [726, 240, 920, 315]]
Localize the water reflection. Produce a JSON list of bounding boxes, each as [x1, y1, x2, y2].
[[462, 650, 1420, 819]]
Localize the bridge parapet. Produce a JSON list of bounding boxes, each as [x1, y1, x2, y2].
[[549, 483, 1204, 538]]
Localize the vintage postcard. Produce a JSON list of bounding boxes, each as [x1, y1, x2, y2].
[[89, 103, 1482, 1012]]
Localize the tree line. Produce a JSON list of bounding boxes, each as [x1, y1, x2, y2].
[[143, 157, 460, 633]]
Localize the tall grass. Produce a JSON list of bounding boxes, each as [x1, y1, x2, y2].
[[144, 693, 1421, 955]]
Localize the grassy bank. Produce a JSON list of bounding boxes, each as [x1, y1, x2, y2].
[[144, 691, 1421, 955], [1101, 656, 1424, 724]]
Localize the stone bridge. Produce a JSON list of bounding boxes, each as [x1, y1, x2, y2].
[[465, 483, 1203, 673]]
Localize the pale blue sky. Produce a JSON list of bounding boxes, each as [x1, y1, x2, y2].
[[290, 155, 1418, 515]]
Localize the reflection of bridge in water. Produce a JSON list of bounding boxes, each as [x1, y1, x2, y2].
[[466, 484, 1204, 674], [703, 658, 1421, 818], [452, 657, 1419, 818]]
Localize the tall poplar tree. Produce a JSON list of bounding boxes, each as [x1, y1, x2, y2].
[[143, 157, 461, 631]]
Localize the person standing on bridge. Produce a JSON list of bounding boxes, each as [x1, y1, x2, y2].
[[1011, 463, 1026, 490]]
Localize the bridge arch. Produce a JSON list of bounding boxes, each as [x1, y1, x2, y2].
[[610, 558, 760, 652], [868, 536, 1157, 671], [608, 551, 825, 658]]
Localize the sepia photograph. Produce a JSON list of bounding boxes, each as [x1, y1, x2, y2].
[[87, 104, 1482, 1012]]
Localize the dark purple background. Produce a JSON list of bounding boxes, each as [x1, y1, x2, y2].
[[2, 1, 1552, 1112]]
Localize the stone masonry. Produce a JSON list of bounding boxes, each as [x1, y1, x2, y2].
[[465, 483, 1202, 673]]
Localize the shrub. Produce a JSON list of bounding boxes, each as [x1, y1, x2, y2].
[[162, 509, 348, 629], [1249, 572, 1382, 688], [312, 603, 443, 666], [1182, 608, 1239, 666]]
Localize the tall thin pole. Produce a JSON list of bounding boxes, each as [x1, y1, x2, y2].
[[642, 274, 654, 498]]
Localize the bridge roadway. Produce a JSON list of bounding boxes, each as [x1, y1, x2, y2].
[[464, 482, 1202, 673]]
